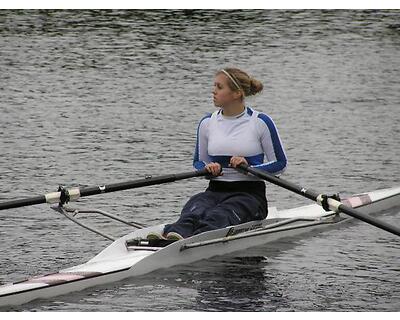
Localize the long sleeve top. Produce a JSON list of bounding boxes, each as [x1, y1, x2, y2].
[[193, 106, 287, 181]]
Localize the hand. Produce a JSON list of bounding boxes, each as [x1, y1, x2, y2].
[[229, 156, 248, 168], [205, 162, 222, 176]]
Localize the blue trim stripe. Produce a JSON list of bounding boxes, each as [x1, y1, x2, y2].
[[256, 113, 287, 173], [209, 155, 231, 167], [246, 107, 253, 116], [245, 153, 264, 165], [193, 113, 212, 170], [209, 153, 264, 168]]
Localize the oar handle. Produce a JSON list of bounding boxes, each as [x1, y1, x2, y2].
[[236, 164, 400, 237], [0, 168, 209, 211]]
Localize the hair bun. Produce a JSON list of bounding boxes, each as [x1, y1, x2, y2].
[[249, 78, 263, 96], [217, 68, 264, 98]]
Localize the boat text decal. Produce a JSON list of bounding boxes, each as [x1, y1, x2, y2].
[[226, 223, 263, 237]]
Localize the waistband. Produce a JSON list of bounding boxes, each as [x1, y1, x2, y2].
[[207, 180, 266, 201]]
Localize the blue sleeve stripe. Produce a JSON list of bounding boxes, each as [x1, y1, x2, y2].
[[245, 153, 264, 165], [193, 113, 212, 169], [253, 160, 285, 173], [256, 113, 287, 173], [194, 161, 206, 170]]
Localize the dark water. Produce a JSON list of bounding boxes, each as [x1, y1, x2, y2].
[[0, 10, 399, 311]]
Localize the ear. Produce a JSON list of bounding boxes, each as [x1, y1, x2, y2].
[[232, 90, 243, 100]]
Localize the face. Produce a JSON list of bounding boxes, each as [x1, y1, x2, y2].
[[212, 73, 242, 108]]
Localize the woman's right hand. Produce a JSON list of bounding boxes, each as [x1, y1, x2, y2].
[[205, 162, 222, 176]]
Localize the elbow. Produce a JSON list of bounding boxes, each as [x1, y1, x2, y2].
[[274, 159, 287, 176], [280, 158, 288, 173]]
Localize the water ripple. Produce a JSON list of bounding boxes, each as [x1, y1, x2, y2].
[[0, 9, 399, 311]]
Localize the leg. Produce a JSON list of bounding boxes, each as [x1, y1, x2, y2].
[[193, 192, 265, 235], [164, 191, 218, 238]]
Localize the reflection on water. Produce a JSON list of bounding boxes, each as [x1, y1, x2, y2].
[[0, 9, 399, 311], [195, 257, 271, 311]]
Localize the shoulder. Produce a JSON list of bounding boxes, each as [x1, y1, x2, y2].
[[256, 111, 273, 124], [246, 107, 273, 124], [198, 112, 212, 124], [197, 112, 212, 131], [255, 112, 277, 131]]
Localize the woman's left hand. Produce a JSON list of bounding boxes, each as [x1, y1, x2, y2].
[[229, 156, 248, 168]]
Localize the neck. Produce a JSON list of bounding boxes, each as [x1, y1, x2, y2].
[[221, 101, 245, 117]]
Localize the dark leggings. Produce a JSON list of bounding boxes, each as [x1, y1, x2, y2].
[[164, 181, 267, 238]]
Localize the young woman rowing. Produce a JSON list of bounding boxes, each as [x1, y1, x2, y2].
[[149, 67, 288, 240]]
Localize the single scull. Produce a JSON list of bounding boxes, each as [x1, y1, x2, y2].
[[0, 185, 399, 307], [0, 167, 399, 307]]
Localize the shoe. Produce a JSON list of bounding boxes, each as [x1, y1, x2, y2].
[[146, 232, 166, 240], [166, 232, 184, 241]]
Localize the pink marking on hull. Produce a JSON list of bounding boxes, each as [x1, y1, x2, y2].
[[348, 197, 363, 207], [22, 271, 103, 285], [342, 194, 372, 208], [26, 273, 84, 285]]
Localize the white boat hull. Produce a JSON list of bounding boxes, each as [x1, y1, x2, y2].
[[1, 186, 399, 307]]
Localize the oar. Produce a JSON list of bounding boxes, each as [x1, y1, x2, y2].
[[235, 164, 400, 237], [0, 168, 209, 211]]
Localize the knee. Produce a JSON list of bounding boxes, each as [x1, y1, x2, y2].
[[181, 191, 213, 215]]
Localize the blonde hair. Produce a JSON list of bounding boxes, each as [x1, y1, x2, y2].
[[217, 68, 263, 98]]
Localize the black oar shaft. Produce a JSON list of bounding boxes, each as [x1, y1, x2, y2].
[[79, 169, 208, 197], [336, 201, 400, 236], [237, 164, 400, 237], [0, 169, 208, 211], [0, 195, 47, 211]]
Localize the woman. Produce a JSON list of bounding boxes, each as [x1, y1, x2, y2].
[[149, 67, 287, 241]]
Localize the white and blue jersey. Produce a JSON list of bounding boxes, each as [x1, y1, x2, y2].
[[193, 107, 287, 181]]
